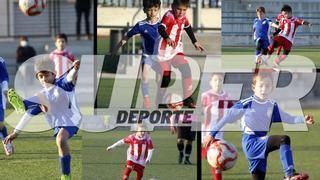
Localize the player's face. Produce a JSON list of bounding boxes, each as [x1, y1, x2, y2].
[[283, 11, 292, 19], [136, 127, 146, 138], [252, 77, 273, 100], [173, 4, 188, 18], [145, 6, 160, 21], [256, 11, 265, 20], [37, 71, 56, 87], [210, 75, 223, 94], [55, 38, 66, 51]]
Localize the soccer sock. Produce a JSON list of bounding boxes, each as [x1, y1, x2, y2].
[[280, 144, 294, 177], [177, 142, 184, 156], [211, 168, 222, 180], [268, 45, 274, 55], [185, 144, 192, 158], [141, 82, 149, 97], [59, 154, 71, 175], [183, 77, 193, 99], [0, 126, 8, 140]]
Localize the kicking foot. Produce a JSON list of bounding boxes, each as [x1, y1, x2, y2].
[[7, 89, 25, 114], [2, 141, 14, 156]]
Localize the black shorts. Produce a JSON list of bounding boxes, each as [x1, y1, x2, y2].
[[177, 126, 196, 141]]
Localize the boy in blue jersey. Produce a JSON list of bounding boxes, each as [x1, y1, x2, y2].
[[112, 0, 161, 109], [253, 7, 279, 65], [204, 71, 314, 180], [0, 57, 14, 155], [5, 57, 81, 180]]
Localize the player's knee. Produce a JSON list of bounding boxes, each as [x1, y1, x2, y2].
[[186, 140, 193, 144], [177, 64, 191, 78], [56, 136, 67, 148], [280, 135, 291, 145], [177, 139, 184, 143], [256, 40, 263, 51], [262, 48, 268, 55]]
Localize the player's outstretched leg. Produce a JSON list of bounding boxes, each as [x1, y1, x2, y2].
[[141, 63, 152, 109], [56, 128, 72, 180], [7, 89, 26, 114]]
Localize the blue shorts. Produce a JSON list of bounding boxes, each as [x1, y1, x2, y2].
[[255, 38, 270, 56], [242, 134, 269, 173], [54, 126, 79, 138]]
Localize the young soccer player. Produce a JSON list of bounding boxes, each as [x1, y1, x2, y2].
[[157, 0, 204, 108], [204, 71, 314, 180], [0, 57, 14, 155], [106, 124, 154, 180], [50, 33, 76, 78], [112, 0, 161, 108], [5, 57, 81, 180], [267, 4, 312, 68], [201, 73, 233, 180], [167, 93, 195, 164], [253, 7, 279, 65]]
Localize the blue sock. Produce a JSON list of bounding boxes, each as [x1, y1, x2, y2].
[[280, 144, 294, 177], [141, 82, 149, 97], [0, 126, 8, 140], [59, 154, 71, 175]]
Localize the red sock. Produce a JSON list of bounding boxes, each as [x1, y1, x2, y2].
[[211, 168, 222, 180], [268, 45, 274, 55], [183, 77, 192, 99]]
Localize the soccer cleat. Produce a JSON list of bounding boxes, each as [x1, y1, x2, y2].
[[272, 61, 280, 72], [184, 157, 192, 165], [2, 141, 14, 156], [143, 96, 151, 109], [7, 89, 26, 114], [61, 175, 71, 180], [183, 97, 196, 108], [178, 153, 184, 164]]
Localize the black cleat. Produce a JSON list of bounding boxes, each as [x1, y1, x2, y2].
[[184, 158, 192, 165]]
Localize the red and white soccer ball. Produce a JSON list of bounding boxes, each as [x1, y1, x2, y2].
[[207, 140, 238, 171], [19, 0, 47, 16]]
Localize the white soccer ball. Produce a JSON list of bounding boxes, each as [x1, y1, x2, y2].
[[19, 0, 47, 16], [207, 140, 238, 171]]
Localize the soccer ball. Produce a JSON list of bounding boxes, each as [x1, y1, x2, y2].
[[207, 140, 238, 171], [19, 0, 47, 16]]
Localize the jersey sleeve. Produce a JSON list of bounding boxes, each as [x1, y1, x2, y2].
[[126, 23, 140, 38], [56, 76, 75, 92], [209, 101, 246, 137], [147, 138, 154, 149], [295, 18, 304, 26], [123, 135, 132, 144], [161, 11, 174, 29], [271, 103, 305, 124]]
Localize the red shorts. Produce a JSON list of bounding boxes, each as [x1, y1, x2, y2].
[[125, 160, 145, 176], [156, 53, 188, 73], [273, 36, 292, 52]]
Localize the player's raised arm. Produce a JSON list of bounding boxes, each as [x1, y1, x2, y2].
[[66, 60, 80, 85], [184, 26, 204, 52], [158, 24, 175, 48], [271, 103, 312, 124], [303, 20, 312, 27], [106, 139, 125, 151], [4, 113, 34, 144], [111, 35, 130, 55]]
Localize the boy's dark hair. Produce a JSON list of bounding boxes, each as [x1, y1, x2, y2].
[[256, 7, 265, 14], [172, 0, 190, 8], [281, 4, 292, 13], [143, 0, 161, 9], [252, 70, 274, 88], [55, 33, 68, 43]]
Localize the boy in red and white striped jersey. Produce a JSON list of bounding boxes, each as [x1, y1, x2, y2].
[[201, 73, 233, 180], [268, 4, 312, 67], [50, 33, 76, 78], [157, 0, 204, 108], [106, 125, 154, 180]]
